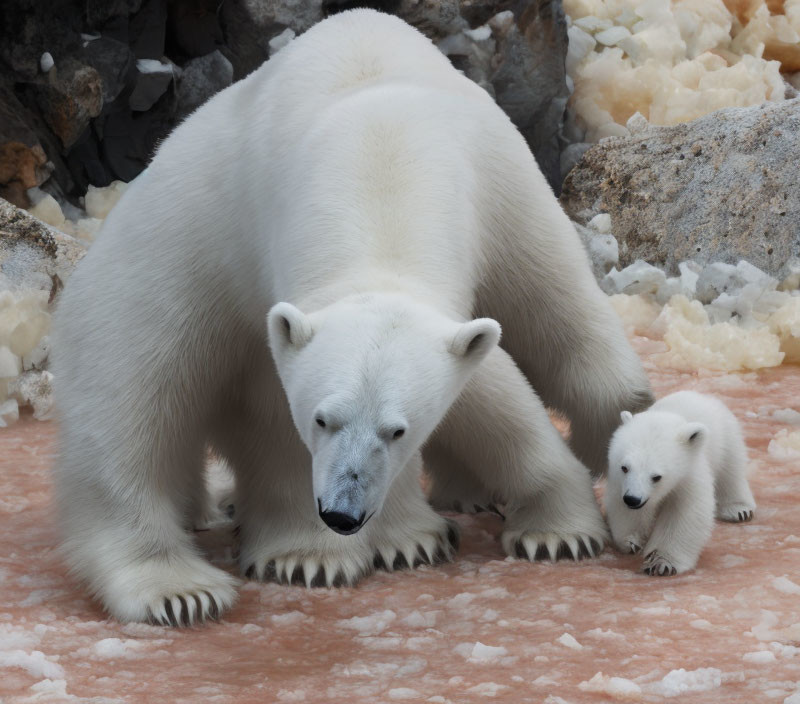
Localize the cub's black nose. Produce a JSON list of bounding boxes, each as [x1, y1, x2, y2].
[[318, 505, 366, 535], [623, 494, 644, 509]]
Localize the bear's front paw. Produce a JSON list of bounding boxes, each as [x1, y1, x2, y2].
[[372, 517, 459, 573], [643, 551, 678, 577], [104, 556, 240, 626], [717, 503, 755, 523], [501, 530, 603, 562], [243, 551, 370, 588]]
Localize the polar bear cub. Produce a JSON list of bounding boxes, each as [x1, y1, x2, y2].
[[605, 390, 756, 576]]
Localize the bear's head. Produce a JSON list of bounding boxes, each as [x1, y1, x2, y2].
[[608, 409, 708, 511], [267, 293, 501, 535]]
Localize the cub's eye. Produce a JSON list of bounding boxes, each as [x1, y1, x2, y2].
[[392, 428, 405, 440], [652, 475, 662, 483], [316, 418, 326, 428], [621, 466, 629, 474]]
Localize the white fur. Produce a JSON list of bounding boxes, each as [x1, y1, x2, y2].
[[52, 10, 650, 624], [605, 391, 756, 576]]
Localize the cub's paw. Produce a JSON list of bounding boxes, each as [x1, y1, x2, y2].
[[502, 530, 603, 562], [717, 503, 755, 523], [106, 557, 239, 626], [242, 550, 370, 588], [626, 537, 643, 554], [372, 517, 459, 573], [643, 551, 678, 577]]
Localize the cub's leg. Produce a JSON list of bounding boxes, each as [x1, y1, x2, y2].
[[431, 346, 608, 561], [714, 438, 756, 523], [475, 135, 652, 475], [642, 483, 714, 576]]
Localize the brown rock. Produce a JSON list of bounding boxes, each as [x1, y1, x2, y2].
[[33, 60, 104, 149], [0, 83, 51, 207], [560, 98, 800, 277]]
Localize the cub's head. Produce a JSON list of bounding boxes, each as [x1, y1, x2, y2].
[[608, 409, 707, 510], [267, 294, 500, 535]]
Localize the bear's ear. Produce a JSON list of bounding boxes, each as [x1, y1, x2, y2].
[[448, 318, 501, 361], [620, 410, 634, 424], [678, 422, 707, 447], [267, 302, 314, 352]]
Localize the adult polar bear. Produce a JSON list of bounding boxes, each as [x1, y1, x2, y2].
[[53, 9, 652, 624]]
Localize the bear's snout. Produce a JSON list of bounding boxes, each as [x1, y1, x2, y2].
[[317, 500, 368, 535], [623, 494, 647, 509]]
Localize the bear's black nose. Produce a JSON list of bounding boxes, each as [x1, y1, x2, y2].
[[623, 494, 646, 509], [318, 505, 366, 535]]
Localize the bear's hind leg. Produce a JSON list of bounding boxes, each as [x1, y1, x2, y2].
[[434, 346, 608, 562], [424, 440, 505, 517], [475, 149, 652, 475]]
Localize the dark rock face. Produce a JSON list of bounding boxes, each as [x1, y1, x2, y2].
[[490, 1, 569, 193], [0, 0, 570, 200], [560, 98, 800, 277]]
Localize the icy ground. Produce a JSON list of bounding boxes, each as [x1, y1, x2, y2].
[[0, 337, 798, 703]]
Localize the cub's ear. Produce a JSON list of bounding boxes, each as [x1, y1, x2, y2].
[[267, 302, 314, 352], [448, 318, 501, 361], [620, 410, 634, 424], [678, 422, 707, 446]]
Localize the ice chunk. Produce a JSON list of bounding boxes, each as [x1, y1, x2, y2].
[[0, 650, 65, 679], [337, 610, 396, 636], [771, 408, 800, 425], [742, 650, 776, 663], [269, 28, 296, 55], [579, 672, 642, 699], [0, 398, 19, 427], [567, 26, 597, 73], [768, 429, 800, 458], [455, 641, 508, 663], [9, 370, 54, 420], [601, 260, 666, 296], [387, 688, 420, 699], [588, 212, 612, 233], [26, 189, 66, 230], [654, 667, 722, 696], [626, 111, 649, 134], [0, 346, 21, 378], [595, 26, 632, 46], [85, 181, 129, 219], [557, 632, 583, 650]]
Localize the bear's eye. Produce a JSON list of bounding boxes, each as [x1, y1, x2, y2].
[[652, 475, 662, 483], [621, 466, 629, 474], [392, 428, 405, 440], [316, 417, 326, 429]]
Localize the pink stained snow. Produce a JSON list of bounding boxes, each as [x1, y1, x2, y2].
[[0, 336, 799, 703]]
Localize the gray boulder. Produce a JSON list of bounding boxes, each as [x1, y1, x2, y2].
[[0, 197, 86, 300], [560, 98, 800, 277], [177, 51, 234, 116]]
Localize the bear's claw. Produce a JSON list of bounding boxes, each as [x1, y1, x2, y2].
[[643, 551, 678, 577], [146, 590, 223, 627], [509, 532, 601, 562]]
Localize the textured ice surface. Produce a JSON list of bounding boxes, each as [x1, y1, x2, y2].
[[0, 349, 799, 703]]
